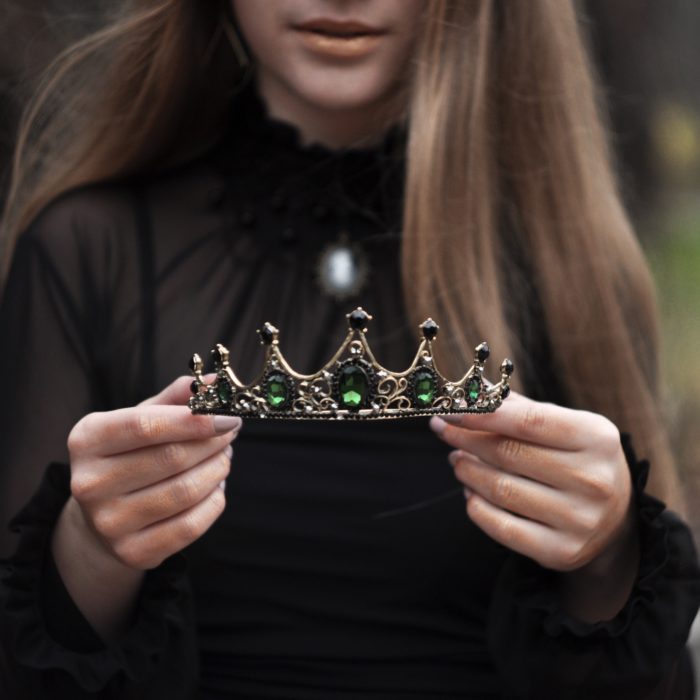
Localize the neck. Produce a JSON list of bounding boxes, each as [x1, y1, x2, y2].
[[255, 72, 405, 150]]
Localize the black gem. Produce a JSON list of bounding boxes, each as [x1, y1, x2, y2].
[[190, 380, 199, 395], [211, 348, 223, 366], [348, 308, 369, 330], [501, 385, 511, 400], [501, 359, 514, 376], [476, 342, 490, 363], [260, 324, 275, 344], [421, 319, 439, 341]]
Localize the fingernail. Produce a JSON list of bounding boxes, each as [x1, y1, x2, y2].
[[429, 416, 447, 435], [214, 416, 242, 433], [219, 480, 226, 492], [448, 450, 461, 468], [442, 414, 465, 425], [224, 444, 233, 459], [463, 487, 472, 499]]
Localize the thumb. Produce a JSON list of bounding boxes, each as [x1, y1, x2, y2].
[[139, 374, 216, 407]]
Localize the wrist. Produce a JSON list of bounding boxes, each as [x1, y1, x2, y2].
[[51, 497, 144, 640], [559, 504, 640, 622]]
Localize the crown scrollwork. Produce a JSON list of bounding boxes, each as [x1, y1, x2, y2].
[[188, 308, 513, 420]]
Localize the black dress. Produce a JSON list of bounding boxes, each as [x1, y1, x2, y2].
[[1, 84, 699, 699]]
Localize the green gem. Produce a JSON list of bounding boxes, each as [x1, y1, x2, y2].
[[414, 369, 436, 407], [217, 381, 233, 404], [338, 365, 369, 408], [467, 377, 481, 403], [265, 373, 289, 408]]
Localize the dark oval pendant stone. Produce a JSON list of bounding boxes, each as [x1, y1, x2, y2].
[[467, 377, 481, 404], [265, 372, 289, 409], [217, 380, 233, 405], [338, 365, 369, 409], [413, 369, 436, 407]]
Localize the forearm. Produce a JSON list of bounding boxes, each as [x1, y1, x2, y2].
[[51, 497, 144, 642]]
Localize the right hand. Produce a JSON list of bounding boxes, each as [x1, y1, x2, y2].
[[66, 375, 242, 570]]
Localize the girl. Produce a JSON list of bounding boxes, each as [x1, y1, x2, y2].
[[1, 1, 698, 697]]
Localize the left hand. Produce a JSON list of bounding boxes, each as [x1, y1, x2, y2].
[[429, 391, 634, 574]]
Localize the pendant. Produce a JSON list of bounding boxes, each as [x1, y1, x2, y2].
[[316, 233, 369, 301]]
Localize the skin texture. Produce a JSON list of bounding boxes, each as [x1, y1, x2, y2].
[[430, 392, 639, 621], [52, 376, 241, 639], [231, 0, 423, 148]]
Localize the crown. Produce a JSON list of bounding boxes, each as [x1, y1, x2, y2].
[[188, 308, 513, 420]]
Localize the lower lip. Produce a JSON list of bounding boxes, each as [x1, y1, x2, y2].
[[295, 29, 384, 59]]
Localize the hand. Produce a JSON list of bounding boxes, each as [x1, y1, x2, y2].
[[66, 375, 242, 570], [429, 392, 634, 574]]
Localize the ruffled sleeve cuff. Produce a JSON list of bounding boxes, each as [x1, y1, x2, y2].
[[0, 462, 198, 695], [487, 434, 700, 699]]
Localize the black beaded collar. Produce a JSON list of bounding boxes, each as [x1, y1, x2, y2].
[[209, 81, 406, 248]]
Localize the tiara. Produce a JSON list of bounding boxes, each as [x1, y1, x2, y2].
[[188, 308, 513, 420]]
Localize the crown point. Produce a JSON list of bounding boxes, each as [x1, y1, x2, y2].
[[348, 308, 371, 331], [259, 322, 278, 345], [475, 342, 490, 363], [420, 318, 439, 341], [189, 353, 203, 374], [211, 344, 230, 368], [500, 358, 514, 377]]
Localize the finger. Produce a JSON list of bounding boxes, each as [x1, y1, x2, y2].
[[70, 405, 242, 456], [111, 485, 227, 570], [466, 492, 573, 571], [450, 451, 575, 530], [139, 374, 216, 407], [95, 447, 232, 537], [439, 428, 581, 491], [433, 391, 597, 451], [79, 431, 236, 499]]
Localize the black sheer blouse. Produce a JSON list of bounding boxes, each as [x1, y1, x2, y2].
[[0, 85, 699, 699]]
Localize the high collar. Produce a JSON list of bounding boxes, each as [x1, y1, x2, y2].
[[210, 80, 406, 238]]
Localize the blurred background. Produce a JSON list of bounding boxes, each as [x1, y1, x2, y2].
[[1, 0, 699, 684]]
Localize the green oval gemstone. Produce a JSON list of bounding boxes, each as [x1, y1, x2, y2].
[[414, 369, 436, 407], [467, 377, 481, 403], [217, 380, 233, 404], [338, 365, 369, 409], [265, 373, 289, 408]]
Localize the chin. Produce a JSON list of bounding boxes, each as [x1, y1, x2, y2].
[[292, 71, 401, 113]]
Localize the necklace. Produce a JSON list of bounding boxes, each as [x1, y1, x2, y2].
[[315, 232, 370, 301]]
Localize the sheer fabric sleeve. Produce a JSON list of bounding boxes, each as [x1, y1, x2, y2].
[[488, 434, 700, 699], [0, 191, 200, 697], [0, 201, 99, 556]]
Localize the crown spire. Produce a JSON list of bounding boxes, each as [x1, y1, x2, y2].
[[188, 307, 513, 420]]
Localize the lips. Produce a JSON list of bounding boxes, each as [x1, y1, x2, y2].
[[294, 19, 386, 38], [293, 18, 387, 59]]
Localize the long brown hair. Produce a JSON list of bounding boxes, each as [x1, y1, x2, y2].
[[1, 0, 681, 507]]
